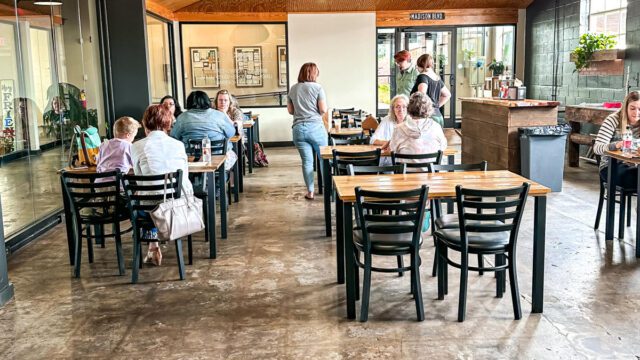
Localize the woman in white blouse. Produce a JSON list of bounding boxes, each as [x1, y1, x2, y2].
[[371, 94, 410, 148], [131, 104, 193, 266]]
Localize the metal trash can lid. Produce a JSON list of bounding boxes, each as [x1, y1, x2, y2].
[[519, 124, 571, 136]]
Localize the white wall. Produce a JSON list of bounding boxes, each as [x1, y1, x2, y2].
[[255, 13, 377, 143]]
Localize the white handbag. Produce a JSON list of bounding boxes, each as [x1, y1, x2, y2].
[[150, 174, 204, 241]]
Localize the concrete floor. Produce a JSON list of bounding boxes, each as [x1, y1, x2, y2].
[[1, 147, 640, 359]]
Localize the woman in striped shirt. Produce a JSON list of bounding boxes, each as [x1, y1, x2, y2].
[[593, 91, 640, 188]]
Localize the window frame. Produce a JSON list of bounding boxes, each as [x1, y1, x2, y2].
[[587, 0, 627, 48]]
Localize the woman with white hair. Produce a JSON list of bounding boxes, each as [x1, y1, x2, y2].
[[371, 94, 410, 148]]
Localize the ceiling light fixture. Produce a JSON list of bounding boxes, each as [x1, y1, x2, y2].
[[34, 1, 63, 5]]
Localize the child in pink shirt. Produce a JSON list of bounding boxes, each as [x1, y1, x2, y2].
[[97, 117, 139, 175]]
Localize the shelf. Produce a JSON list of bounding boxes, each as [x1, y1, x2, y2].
[[570, 49, 625, 76]]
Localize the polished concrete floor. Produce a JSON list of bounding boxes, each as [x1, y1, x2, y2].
[[1, 148, 640, 358]]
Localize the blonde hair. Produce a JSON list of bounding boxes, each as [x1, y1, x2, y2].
[[618, 91, 640, 132], [113, 116, 140, 137]]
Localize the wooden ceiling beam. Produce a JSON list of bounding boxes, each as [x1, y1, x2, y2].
[[146, 0, 175, 20]]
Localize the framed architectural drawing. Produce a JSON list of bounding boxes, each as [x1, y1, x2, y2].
[[190, 47, 220, 88], [234, 46, 263, 87], [277, 46, 287, 87]]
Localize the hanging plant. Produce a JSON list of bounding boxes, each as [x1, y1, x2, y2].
[[488, 59, 505, 76], [571, 33, 617, 72]]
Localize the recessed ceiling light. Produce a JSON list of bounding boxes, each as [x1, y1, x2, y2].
[[34, 1, 63, 5]]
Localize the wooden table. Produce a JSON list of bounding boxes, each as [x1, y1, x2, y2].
[[243, 121, 256, 174], [319, 145, 459, 237], [604, 150, 640, 257], [230, 135, 243, 200], [566, 105, 615, 167], [328, 127, 370, 136], [332, 170, 551, 319], [59, 155, 227, 261]]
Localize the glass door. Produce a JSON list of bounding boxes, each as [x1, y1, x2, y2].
[[399, 29, 456, 128]]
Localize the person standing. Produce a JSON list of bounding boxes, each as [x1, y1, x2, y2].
[[288, 62, 328, 200], [394, 50, 419, 98], [411, 53, 451, 128]]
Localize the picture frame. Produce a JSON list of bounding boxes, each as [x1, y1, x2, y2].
[[190, 47, 220, 88], [277, 45, 287, 87], [234, 46, 263, 88]]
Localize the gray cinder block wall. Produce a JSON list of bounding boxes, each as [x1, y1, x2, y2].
[[525, 0, 640, 105]]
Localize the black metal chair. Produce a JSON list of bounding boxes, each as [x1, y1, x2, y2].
[[427, 161, 489, 277], [61, 170, 132, 278], [391, 151, 443, 172], [593, 154, 636, 238], [434, 183, 530, 322], [332, 148, 381, 176], [354, 185, 430, 322], [122, 170, 190, 283]]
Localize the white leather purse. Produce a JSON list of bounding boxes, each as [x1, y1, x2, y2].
[[150, 174, 204, 241]]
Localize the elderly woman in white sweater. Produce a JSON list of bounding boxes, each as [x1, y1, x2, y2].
[[593, 91, 640, 189]]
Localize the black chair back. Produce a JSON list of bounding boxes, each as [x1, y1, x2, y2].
[[347, 164, 406, 175], [210, 138, 227, 156], [428, 161, 488, 173], [188, 138, 227, 159], [243, 111, 252, 120], [332, 149, 381, 176], [123, 170, 183, 216], [339, 109, 363, 117], [61, 170, 124, 224], [455, 183, 530, 248], [354, 185, 429, 247], [391, 151, 443, 172], [331, 137, 369, 146]]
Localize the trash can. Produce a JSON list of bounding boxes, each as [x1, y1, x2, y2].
[[519, 124, 571, 192]]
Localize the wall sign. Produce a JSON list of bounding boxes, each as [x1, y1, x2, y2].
[[409, 12, 445, 20], [234, 46, 263, 88], [1, 80, 14, 129], [190, 47, 220, 88], [277, 46, 287, 87]]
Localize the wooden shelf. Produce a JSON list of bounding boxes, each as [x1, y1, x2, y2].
[[570, 49, 625, 76]]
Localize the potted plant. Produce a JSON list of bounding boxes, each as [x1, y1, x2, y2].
[[570, 33, 617, 72], [488, 59, 505, 77], [1, 128, 15, 154]]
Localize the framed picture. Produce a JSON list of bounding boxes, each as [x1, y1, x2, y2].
[[190, 47, 220, 88], [234, 46, 263, 88], [277, 45, 287, 87]]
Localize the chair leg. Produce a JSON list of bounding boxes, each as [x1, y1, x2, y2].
[[437, 242, 445, 300], [458, 250, 469, 322], [131, 234, 140, 284], [594, 182, 605, 229], [509, 254, 522, 320], [496, 254, 504, 298], [626, 194, 632, 227], [175, 239, 186, 280], [74, 222, 83, 278], [86, 226, 94, 264], [397, 255, 404, 277], [354, 251, 360, 301], [203, 203, 209, 243], [619, 193, 626, 239], [478, 254, 484, 276], [359, 252, 372, 322], [187, 235, 193, 265], [115, 223, 125, 276], [412, 251, 425, 321]]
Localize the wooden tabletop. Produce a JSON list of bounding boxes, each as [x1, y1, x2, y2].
[[333, 170, 551, 202], [459, 97, 560, 108], [605, 150, 640, 164], [243, 121, 255, 128], [230, 135, 241, 143], [320, 144, 458, 159], [59, 155, 226, 175], [328, 127, 368, 136]]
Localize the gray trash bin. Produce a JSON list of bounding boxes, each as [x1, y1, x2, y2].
[[519, 125, 570, 192]]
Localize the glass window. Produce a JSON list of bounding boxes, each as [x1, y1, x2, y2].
[[146, 14, 173, 103], [589, 0, 627, 48], [181, 23, 287, 108], [0, 0, 104, 238], [377, 28, 394, 114]]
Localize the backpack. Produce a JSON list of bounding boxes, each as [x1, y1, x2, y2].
[[74, 125, 101, 166], [253, 142, 269, 167]]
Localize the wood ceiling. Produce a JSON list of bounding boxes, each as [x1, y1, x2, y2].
[[154, 0, 534, 13]]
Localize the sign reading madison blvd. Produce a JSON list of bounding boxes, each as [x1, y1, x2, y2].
[[409, 12, 445, 20]]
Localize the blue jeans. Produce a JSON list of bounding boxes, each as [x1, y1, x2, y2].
[[293, 122, 328, 193]]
